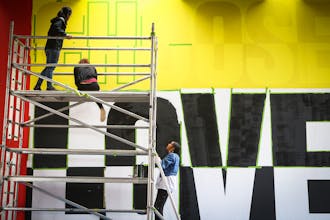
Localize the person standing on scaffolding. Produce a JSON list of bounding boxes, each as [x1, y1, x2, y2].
[[73, 58, 106, 122], [154, 141, 180, 220], [33, 6, 72, 91]]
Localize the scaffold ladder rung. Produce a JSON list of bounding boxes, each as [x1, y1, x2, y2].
[[6, 176, 148, 184], [6, 147, 148, 156], [2, 207, 147, 214]]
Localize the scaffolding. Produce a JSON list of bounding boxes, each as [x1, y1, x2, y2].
[[0, 21, 180, 220]]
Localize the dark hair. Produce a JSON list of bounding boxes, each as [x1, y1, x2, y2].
[[171, 141, 181, 155], [57, 6, 72, 21]]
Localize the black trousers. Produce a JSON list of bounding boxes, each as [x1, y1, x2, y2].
[[77, 82, 103, 109], [154, 189, 168, 220]]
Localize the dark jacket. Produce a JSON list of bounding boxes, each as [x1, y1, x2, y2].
[[74, 66, 98, 86], [45, 17, 68, 50]]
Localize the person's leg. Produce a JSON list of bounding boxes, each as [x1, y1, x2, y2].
[[154, 189, 168, 220], [45, 49, 60, 90], [34, 50, 49, 89], [35, 49, 60, 90]]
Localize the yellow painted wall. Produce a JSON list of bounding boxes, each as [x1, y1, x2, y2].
[[31, 0, 330, 90]]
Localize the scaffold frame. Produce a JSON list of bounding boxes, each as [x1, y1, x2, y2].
[[0, 21, 181, 220]]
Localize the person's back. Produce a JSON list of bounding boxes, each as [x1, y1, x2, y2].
[[45, 16, 67, 50], [73, 58, 106, 122], [74, 59, 98, 87]]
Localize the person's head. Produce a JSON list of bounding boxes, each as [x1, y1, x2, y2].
[[57, 6, 72, 22], [79, 58, 89, 64], [166, 141, 180, 155]]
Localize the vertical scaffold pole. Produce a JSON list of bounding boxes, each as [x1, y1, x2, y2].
[[1, 20, 15, 220], [147, 22, 157, 220]]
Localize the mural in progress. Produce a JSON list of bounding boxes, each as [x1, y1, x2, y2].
[[25, 0, 330, 219], [27, 89, 330, 220]]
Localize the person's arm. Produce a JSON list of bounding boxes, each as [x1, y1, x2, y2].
[[73, 67, 80, 87], [161, 153, 175, 170]]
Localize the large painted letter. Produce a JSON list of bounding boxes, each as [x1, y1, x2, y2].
[[271, 94, 330, 166]]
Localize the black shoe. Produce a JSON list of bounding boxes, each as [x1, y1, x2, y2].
[[47, 87, 57, 91], [33, 86, 41, 90]]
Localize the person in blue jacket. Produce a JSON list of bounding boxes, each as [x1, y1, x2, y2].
[[154, 141, 180, 220], [34, 6, 72, 90]]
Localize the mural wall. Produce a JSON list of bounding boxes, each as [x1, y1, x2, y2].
[[22, 0, 330, 220], [26, 89, 330, 220], [30, 0, 330, 89]]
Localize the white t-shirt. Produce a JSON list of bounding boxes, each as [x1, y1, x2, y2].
[[156, 175, 177, 193]]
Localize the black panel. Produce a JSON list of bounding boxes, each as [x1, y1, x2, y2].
[[249, 167, 276, 220], [33, 102, 68, 168], [66, 167, 104, 214], [271, 94, 330, 166], [25, 168, 33, 220], [181, 94, 222, 167], [180, 167, 200, 220], [308, 180, 330, 213], [133, 166, 148, 211], [106, 98, 180, 166], [228, 94, 265, 166]]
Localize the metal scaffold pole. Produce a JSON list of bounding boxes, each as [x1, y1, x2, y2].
[[146, 22, 157, 220], [1, 21, 15, 220]]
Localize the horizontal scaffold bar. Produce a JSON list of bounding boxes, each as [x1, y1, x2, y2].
[[11, 90, 150, 103], [3, 207, 147, 214], [31, 46, 151, 51], [13, 63, 151, 68], [52, 72, 151, 76], [21, 124, 149, 129], [14, 35, 151, 40], [6, 148, 148, 156], [6, 176, 148, 184]]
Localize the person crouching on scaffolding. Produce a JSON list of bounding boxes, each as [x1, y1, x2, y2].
[[73, 58, 106, 122], [155, 141, 180, 220], [34, 6, 72, 91]]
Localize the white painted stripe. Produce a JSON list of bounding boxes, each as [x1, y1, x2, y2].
[[180, 88, 213, 94], [274, 168, 330, 220], [232, 88, 266, 94], [306, 122, 330, 151], [194, 168, 255, 220], [257, 89, 273, 166], [31, 170, 66, 220], [214, 88, 231, 167], [68, 102, 106, 167]]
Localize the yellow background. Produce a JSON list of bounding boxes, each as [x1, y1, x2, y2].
[[31, 0, 330, 90]]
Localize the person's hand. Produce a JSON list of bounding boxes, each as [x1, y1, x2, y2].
[[66, 34, 72, 39], [155, 156, 161, 164]]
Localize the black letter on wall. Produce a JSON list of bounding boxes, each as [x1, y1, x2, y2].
[[249, 167, 276, 220], [106, 98, 180, 166], [271, 94, 330, 166], [181, 93, 222, 167], [227, 94, 265, 166]]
